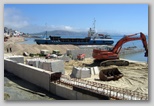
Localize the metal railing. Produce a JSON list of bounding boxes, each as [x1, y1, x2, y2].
[[51, 74, 148, 100]]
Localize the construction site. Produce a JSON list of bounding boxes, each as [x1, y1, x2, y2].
[[4, 32, 148, 100]]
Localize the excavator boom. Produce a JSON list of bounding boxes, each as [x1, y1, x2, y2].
[[92, 32, 148, 66], [140, 32, 148, 57], [112, 32, 148, 56]]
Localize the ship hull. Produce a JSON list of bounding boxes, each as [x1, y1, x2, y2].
[[35, 38, 114, 45]]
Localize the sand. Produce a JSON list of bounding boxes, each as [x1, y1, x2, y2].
[[64, 58, 148, 94], [4, 37, 79, 55]]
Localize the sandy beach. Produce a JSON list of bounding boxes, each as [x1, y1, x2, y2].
[[4, 36, 79, 55]]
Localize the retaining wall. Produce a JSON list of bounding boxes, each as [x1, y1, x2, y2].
[[4, 54, 147, 100], [67, 49, 93, 59], [49, 82, 100, 100], [4, 58, 103, 100], [67, 47, 145, 60], [4, 59, 51, 91]]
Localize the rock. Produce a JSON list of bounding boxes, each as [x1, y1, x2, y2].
[[23, 52, 29, 56]]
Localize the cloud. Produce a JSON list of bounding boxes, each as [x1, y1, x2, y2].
[[21, 24, 82, 33], [46, 25, 74, 31], [45, 25, 74, 31], [4, 8, 29, 29], [63, 26, 73, 30], [15, 24, 74, 33], [4, 7, 86, 33], [4, 7, 77, 33]]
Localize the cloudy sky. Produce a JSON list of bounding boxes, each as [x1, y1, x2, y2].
[[4, 4, 148, 35]]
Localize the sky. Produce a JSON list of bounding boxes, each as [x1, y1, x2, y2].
[[4, 4, 148, 35]]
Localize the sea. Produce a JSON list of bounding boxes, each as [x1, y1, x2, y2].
[[20, 34, 148, 63]]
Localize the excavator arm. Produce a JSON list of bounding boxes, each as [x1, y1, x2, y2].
[[93, 32, 148, 79], [92, 32, 148, 66], [140, 32, 148, 57], [111, 32, 148, 57]]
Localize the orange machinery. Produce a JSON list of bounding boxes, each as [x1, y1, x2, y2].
[[92, 32, 148, 63], [77, 54, 85, 60]]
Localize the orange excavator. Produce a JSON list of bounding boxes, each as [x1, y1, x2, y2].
[[92, 32, 148, 66]]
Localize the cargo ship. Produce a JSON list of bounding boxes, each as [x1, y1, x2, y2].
[[34, 21, 114, 45]]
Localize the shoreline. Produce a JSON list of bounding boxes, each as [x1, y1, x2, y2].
[[4, 36, 147, 62]]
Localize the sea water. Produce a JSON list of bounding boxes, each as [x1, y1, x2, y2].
[[20, 35, 148, 62], [113, 35, 148, 63]]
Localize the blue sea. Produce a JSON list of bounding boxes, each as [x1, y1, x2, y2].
[[20, 34, 148, 63]]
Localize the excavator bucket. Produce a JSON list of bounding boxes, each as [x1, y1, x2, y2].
[[144, 51, 148, 57], [99, 66, 123, 81]]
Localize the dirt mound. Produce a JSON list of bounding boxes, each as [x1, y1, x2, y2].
[[4, 37, 79, 55]]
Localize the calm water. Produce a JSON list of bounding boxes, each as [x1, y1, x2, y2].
[[21, 35, 148, 62], [120, 51, 148, 63]]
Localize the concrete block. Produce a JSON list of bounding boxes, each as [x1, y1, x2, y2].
[[26, 58, 40, 67], [93, 66, 100, 75], [26, 59, 65, 74], [42, 62, 52, 71], [50, 60, 65, 74], [8, 55, 24, 63], [38, 61, 43, 69], [90, 67, 94, 75], [59, 56, 71, 62], [71, 67, 91, 78]]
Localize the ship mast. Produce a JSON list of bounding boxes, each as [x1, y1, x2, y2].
[[88, 18, 96, 37], [45, 23, 48, 39], [93, 18, 96, 31]]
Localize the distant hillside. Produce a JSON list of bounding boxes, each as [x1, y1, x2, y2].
[[30, 30, 88, 36], [30, 30, 139, 38]]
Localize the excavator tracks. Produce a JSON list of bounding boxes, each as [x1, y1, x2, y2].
[[100, 59, 129, 66]]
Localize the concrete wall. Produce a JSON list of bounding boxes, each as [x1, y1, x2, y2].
[[8, 56, 24, 63], [67, 46, 145, 60], [4, 58, 108, 100], [4, 59, 51, 91], [49, 82, 100, 100], [67, 49, 93, 59]]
